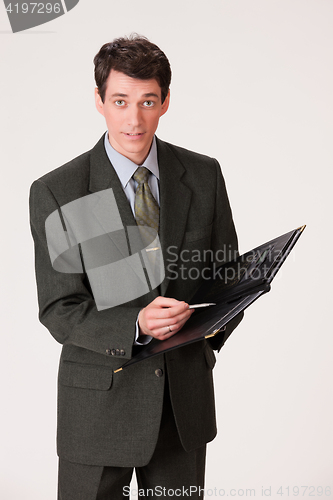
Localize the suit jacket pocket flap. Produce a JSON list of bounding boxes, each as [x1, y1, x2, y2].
[[59, 361, 113, 390]]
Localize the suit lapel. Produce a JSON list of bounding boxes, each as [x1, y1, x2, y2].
[[156, 138, 192, 296]]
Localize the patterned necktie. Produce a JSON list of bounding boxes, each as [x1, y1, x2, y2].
[[133, 166, 159, 234]]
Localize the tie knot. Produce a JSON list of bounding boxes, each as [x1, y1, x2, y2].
[[133, 166, 150, 185]]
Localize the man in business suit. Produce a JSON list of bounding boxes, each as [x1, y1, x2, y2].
[[30, 35, 242, 499]]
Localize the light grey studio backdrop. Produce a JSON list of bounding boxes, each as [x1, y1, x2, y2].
[[1, 0, 332, 498]]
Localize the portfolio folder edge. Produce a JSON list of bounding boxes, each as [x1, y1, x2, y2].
[[115, 225, 306, 372]]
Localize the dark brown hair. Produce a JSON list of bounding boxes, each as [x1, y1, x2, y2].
[[94, 34, 172, 103]]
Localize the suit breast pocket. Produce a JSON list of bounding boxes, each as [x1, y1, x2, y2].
[[185, 223, 213, 243], [59, 360, 113, 391]]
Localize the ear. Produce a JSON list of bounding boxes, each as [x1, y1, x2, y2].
[[159, 89, 170, 117], [94, 88, 105, 117]]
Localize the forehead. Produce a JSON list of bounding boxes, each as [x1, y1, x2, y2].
[[105, 70, 162, 99]]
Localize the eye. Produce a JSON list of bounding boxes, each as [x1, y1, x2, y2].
[[115, 100, 125, 106], [143, 100, 154, 107]]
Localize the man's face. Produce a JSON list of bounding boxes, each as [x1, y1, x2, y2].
[[95, 69, 170, 165]]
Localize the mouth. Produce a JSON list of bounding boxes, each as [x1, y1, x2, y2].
[[124, 132, 145, 138]]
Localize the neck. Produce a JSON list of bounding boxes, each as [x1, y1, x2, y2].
[[108, 135, 152, 165]]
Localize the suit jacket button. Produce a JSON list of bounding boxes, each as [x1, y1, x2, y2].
[[116, 349, 120, 356], [106, 349, 111, 355], [111, 349, 116, 356], [155, 369, 163, 377], [120, 349, 125, 356]]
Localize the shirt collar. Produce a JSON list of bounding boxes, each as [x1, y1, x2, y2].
[[104, 132, 159, 188]]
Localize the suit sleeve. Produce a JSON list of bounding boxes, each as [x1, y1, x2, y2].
[[207, 159, 244, 351], [29, 179, 141, 359]]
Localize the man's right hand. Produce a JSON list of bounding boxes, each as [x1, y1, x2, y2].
[[138, 297, 194, 340]]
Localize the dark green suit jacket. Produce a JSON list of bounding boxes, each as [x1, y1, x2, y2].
[[29, 135, 242, 467]]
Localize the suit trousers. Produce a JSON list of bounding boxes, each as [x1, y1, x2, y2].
[[58, 372, 206, 500]]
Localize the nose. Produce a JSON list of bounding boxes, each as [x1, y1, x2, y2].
[[127, 105, 142, 128]]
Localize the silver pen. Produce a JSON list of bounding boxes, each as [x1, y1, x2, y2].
[[188, 303, 216, 309]]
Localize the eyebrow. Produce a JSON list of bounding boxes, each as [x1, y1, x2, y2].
[[142, 93, 159, 99], [110, 92, 160, 99]]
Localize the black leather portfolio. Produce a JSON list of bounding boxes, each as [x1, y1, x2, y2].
[[115, 225, 305, 372]]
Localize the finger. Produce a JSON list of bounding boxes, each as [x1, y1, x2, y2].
[[152, 296, 186, 308], [151, 311, 194, 340], [152, 325, 179, 341], [156, 308, 194, 330], [150, 301, 190, 321]]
